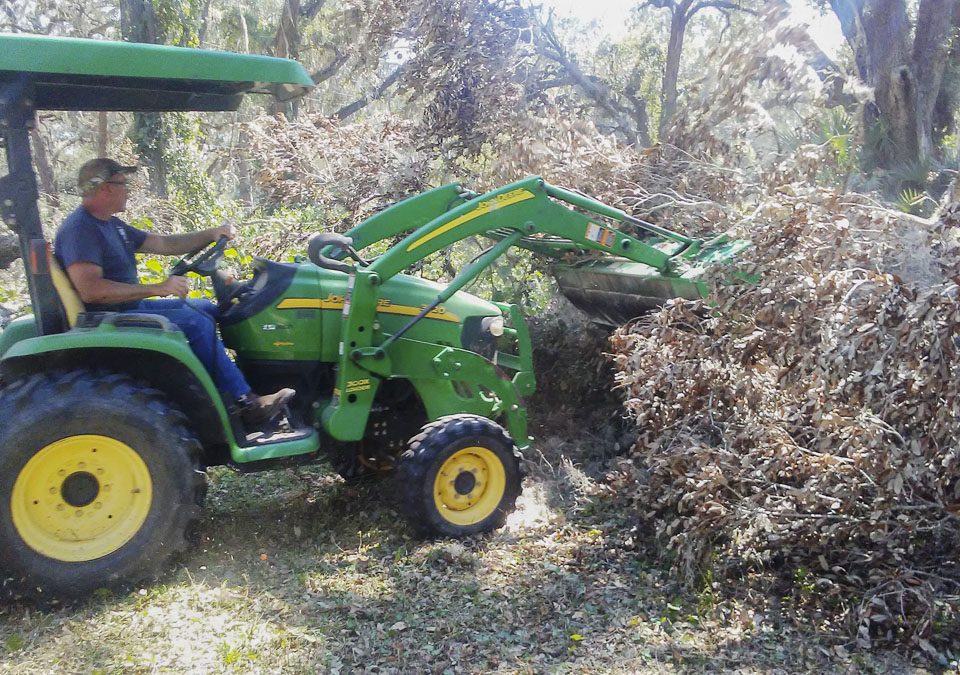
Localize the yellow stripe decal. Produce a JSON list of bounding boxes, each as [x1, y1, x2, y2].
[[406, 188, 536, 252], [276, 297, 341, 310], [376, 302, 459, 322], [276, 296, 460, 323]]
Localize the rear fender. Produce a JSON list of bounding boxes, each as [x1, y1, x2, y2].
[[0, 315, 39, 357], [0, 322, 233, 451]]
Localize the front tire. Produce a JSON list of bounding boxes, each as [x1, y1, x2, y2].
[[0, 369, 205, 597], [395, 415, 522, 537]]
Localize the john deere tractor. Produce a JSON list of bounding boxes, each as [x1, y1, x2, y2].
[[0, 34, 748, 597]]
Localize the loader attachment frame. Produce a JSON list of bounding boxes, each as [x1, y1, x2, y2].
[[320, 176, 743, 445]]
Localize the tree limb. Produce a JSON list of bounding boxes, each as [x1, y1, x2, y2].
[[535, 19, 652, 145], [689, 0, 758, 16], [310, 44, 349, 84], [301, 0, 326, 21], [644, 0, 678, 14], [333, 62, 407, 121], [524, 76, 577, 98]]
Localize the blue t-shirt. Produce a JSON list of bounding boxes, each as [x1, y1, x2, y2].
[[54, 207, 148, 311]]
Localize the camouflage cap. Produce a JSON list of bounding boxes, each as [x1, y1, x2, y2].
[[77, 158, 137, 195]]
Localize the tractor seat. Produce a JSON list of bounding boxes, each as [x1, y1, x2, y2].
[[47, 244, 85, 328]]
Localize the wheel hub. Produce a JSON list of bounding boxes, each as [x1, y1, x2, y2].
[[453, 470, 477, 495], [61, 471, 100, 508]]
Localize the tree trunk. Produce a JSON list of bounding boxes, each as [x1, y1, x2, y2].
[[273, 0, 301, 59], [828, 0, 870, 80], [198, 0, 213, 47], [120, 0, 169, 197], [272, 0, 302, 119], [29, 123, 59, 208], [931, 2, 960, 144], [0, 235, 20, 269], [911, 0, 957, 161], [863, 0, 914, 167], [236, 128, 254, 206], [97, 112, 108, 156], [659, 5, 689, 138], [830, 0, 958, 169], [654, 0, 754, 141], [236, 16, 254, 205], [239, 13, 250, 53]]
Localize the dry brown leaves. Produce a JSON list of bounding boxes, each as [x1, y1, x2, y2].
[[609, 158, 960, 652], [242, 113, 430, 225]]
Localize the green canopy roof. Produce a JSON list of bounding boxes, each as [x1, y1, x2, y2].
[[0, 34, 314, 112]]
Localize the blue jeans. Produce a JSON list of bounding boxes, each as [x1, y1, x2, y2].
[[124, 298, 251, 400]]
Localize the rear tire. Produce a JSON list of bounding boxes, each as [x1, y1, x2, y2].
[[0, 369, 205, 598], [395, 415, 522, 537]]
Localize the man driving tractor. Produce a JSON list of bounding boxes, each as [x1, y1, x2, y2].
[[54, 157, 295, 428]]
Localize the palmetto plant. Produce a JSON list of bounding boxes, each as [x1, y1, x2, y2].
[[896, 186, 930, 214], [818, 107, 857, 167]]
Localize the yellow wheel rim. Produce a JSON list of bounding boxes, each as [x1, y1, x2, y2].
[[11, 435, 153, 562], [433, 446, 506, 526]]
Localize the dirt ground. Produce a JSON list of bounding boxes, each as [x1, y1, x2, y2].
[[0, 406, 931, 674]]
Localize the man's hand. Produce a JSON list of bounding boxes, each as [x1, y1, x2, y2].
[[158, 275, 190, 299], [212, 221, 236, 241]]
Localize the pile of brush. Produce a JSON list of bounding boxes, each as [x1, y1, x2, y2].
[[609, 175, 960, 653]]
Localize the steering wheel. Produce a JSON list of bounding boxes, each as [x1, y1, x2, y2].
[[169, 236, 230, 277], [169, 236, 247, 306]]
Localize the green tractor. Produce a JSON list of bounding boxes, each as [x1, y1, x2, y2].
[[0, 34, 748, 597]]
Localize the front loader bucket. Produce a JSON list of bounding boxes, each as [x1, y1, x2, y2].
[[554, 261, 704, 327], [554, 236, 752, 327]]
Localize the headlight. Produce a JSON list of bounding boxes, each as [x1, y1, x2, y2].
[[481, 315, 505, 337]]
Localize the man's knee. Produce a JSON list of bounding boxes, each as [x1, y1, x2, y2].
[[186, 298, 218, 317], [134, 307, 212, 338]]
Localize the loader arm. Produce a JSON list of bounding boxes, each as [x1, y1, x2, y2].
[[348, 176, 703, 279], [339, 183, 473, 253]]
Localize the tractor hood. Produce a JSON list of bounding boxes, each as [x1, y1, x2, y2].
[[219, 260, 502, 364], [378, 272, 501, 324]]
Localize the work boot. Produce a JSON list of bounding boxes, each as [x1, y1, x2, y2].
[[240, 388, 296, 427]]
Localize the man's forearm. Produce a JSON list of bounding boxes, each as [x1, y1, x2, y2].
[[76, 278, 172, 305], [155, 227, 220, 255]]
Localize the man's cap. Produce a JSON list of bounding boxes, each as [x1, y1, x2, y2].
[[77, 158, 137, 194]]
